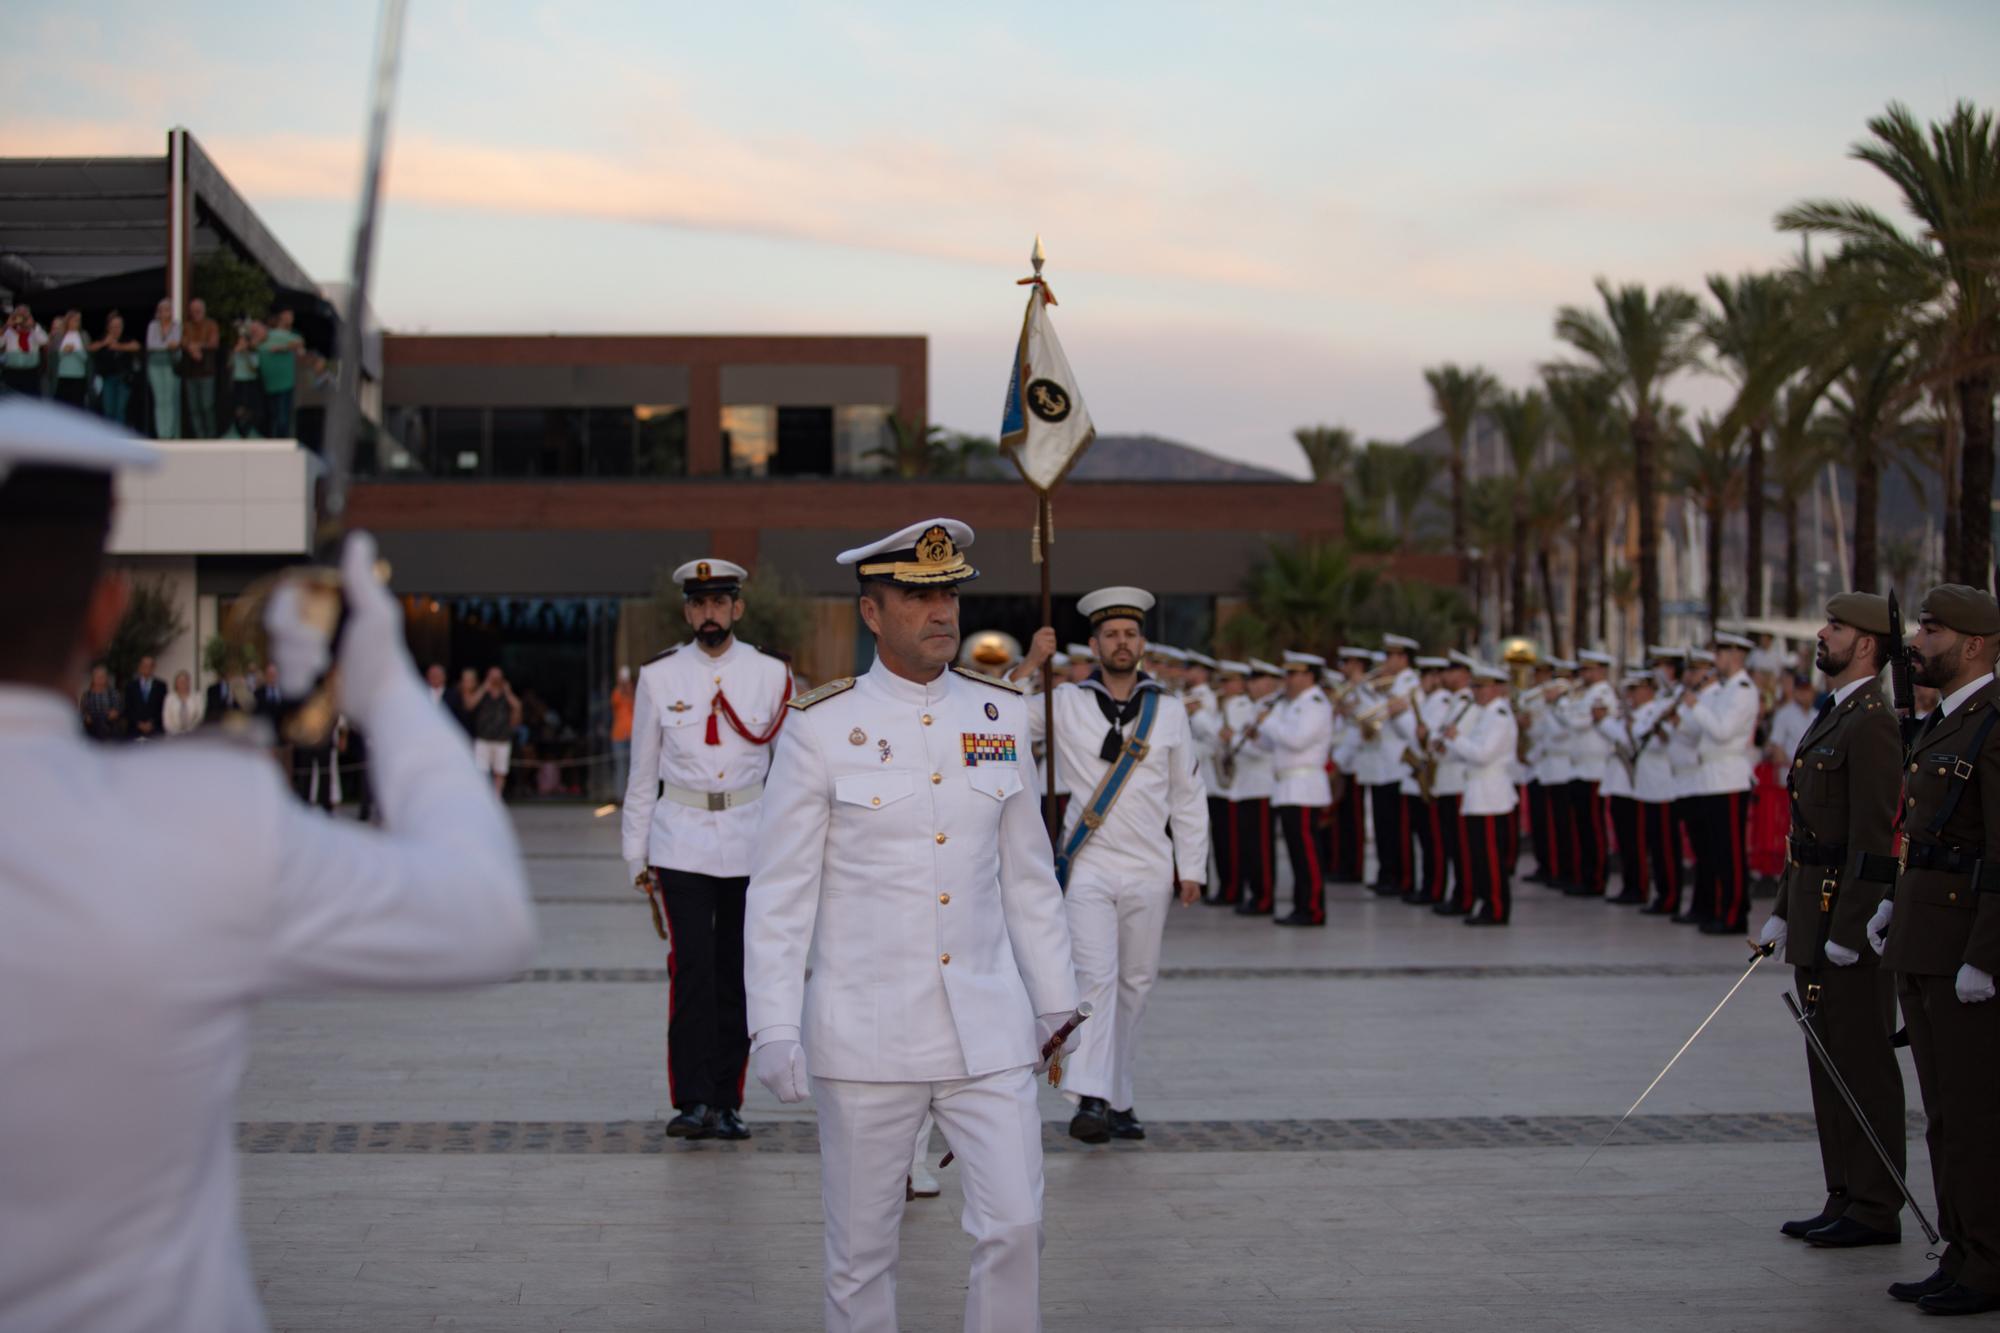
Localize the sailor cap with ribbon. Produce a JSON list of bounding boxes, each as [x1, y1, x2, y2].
[[837, 518, 979, 587], [1078, 585, 1155, 628], [670, 557, 748, 597]]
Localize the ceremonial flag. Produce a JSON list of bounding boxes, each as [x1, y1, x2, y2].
[[1000, 253, 1095, 494]]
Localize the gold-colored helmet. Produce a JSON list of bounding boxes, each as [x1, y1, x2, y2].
[[959, 629, 1023, 673]]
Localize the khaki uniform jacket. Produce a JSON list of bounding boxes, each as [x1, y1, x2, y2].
[[1881, 676, 2000, 978], [1770, 680, 1900, 964]]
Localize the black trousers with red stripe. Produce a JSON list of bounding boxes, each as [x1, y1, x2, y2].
[[1407, 794, 1447, 902], [1542, 779, 1575, 885], [1208, 795, 1240, 903], [1276, 802, 1327, 922], [1565, 779, 1606, 895], [1232, 798, 1275, 910], [1328, 780, 1367, 882], [1463, 812, 1515, 923], [1368, 783, 1409, 890], [1606, 795, 1646, 899], [655, 868, 751, 1111], [1432, 793, 1465, 906], [1642, 800, 1682, 911], [1525, 781, 1552, 879], [1690, 790, 1751, 928]]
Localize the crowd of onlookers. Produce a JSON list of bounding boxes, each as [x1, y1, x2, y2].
[[3, 299, 319, 439]]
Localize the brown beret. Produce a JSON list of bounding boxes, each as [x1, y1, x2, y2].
[[1920, 584, 2000, 636], [1825, 592, 1890, 635]]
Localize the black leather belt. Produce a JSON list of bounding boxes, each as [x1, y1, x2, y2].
[[1903, 841, 1979, 874], [1787, 836, 1847, 867]]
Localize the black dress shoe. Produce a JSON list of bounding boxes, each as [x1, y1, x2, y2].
[[1562, 883, 1603, 897], [1698, 919, 1746, 936], [711, 1108, 751, 1141], [1890, 1266, 1955, 1303], [1273, 912, 1324, 927], [1672, 914, 1705, 926], [665, 1104, 715, 1139], [1639, 903, 1676, 916], [1368, 882, 1402, 897], [1804, 1216, 1898, 1248], [1431, 902, 1469, 917], [1202, 894, 1238, 907], [1233, 902, 1273, 917], [1464, 912, 1508, 927], [1069, 1096, 1111, 1144], [1399, 890, 1431, 905], [1780, 1197, 1845, 1239], [1608, 891, 1646, 905], [1918, 1282, 2000, 1316], [1107, 1107, 1145, 1140], [1523, 871, 1550, 885]]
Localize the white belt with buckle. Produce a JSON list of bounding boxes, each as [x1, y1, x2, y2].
[[662, 782, 764, 812], [1276, 766, 1323, 780]]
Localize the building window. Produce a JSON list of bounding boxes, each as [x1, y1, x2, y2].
[[723, 405, 776, 476], [436, 408, 485, 475], [775, 407, 834, 476], [492, 408, 585, 477], [633, 405, 686, 477], [835, 405, 893, 476], [372, 405, 690, 477]]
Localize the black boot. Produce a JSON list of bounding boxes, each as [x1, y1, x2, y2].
[[1107, 1107, 1146, 1141], [1069, 1096, 1111, 1144], [665, 1104, 715, 1139]]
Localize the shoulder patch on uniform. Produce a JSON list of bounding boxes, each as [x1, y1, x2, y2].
[[645, 646, 679, 665], [951, 665, 1025, 694], [787, 677, 856, 711]]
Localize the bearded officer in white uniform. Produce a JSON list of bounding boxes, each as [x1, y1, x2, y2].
[[743, 518, 1078, 1333], [1019, 587, 1207, 1144], [623, 557, 793, 1140], [0, 398, 537, 1333]]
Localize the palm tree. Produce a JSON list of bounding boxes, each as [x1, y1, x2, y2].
[[1423, 363, 1498, 575], [1293, 425, 1355, 486], [1765, 382, 1836, 617], [1704, 271, 1807, 617], [1490, 387, 1550, 637], [1521, 467, 1571, 652], [1669, 415, 1747, 631], [1346, 440, 1436, 549], [1778, 101, 2000, 585], [1816, 329, 1924, 592], [1544, 369, 1621, 650], [1465, 476, 1514, 636], [1243, 540, 1380, 655], [1554, 280, 1705, 647], [873, 413, 949, 478]]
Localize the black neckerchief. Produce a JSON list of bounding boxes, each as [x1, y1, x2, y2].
[[1079, 669, 1160, 762]]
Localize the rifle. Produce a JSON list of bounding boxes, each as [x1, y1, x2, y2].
[[1888, 587, 1917, 750]]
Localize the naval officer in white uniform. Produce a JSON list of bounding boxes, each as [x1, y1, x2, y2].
[[623, 555, 793, 1140], [1018, 587, 1208, 1144], [0, 398, 537, 1333], [743, 518, 1078, 1333]]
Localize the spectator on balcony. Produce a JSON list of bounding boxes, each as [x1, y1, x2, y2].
[[163, 671, 205, 736], [257, 309, 304, 439], [180, 298, 221, 438], [78, 665, 121, 741], [224, 320, 263, 438], [89, 311, 141, 427], [50, 313, 90, 408], [2, 305, 47, 397], [144, 300, 181, 438]]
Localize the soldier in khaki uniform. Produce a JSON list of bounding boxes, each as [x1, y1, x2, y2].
[[1870, 585, 2000, 1316], [1755, 593, 1904, 1248]]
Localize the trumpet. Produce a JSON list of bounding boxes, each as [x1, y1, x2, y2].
[[1329, 663, 1396, 710]]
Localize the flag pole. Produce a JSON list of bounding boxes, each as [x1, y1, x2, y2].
[[1030, 239, 1059, 835]]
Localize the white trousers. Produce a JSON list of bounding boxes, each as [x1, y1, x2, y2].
[[812, 1066, 1045, 1333], [1062, 860, 1171, 1111]]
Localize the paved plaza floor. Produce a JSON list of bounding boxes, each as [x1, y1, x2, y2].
[[242, 807, 1943, 1331]]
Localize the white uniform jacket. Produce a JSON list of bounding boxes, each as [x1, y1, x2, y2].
[[1562, 680, 1619, 783], [1687, 671, 1759, 794], [1253, 685, 1335, 807], [1595, 712, 1635, 799], [1030, 676, 1209, 880], [1628, 698, 1677, 804], [1446, 700, 1520, 816], [1535, 689, 1575, 785], [0, 679, 536, 1333], [744, 660, 1077, 1082], [1222, 692, 1277, 801], [1430, 689, 1474, 797], [622, 638, 791, 878], [1186, 683, 1227, 794], [1393, 688, 1449, 797], [1361, 669, 1420, 786]]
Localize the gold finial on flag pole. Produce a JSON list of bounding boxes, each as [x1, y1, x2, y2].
[[1031, 234, 1046, 277]]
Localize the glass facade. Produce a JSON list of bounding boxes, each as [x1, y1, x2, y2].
[[372, 406, 688, 477]]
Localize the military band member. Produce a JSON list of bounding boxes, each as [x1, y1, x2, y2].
[[1023, 587, 1207, 1143], [1665, 649, 1711, 921], [1193, 660, 1241, 904], [1751, 594, 1906, 1250], [1535, 659, 1578, 889], [1228, 659, 1284, 914], [622, 557, 792, 1141], [1258, 652, 1335, 926], [1639, 646, 1690, 915], [1680, 632, 1759, 934], [1425, 653, 1477, 913], [0, 400, 537, 1333], [1182, 652, 1223, 893], [1065, 642, 1096, 685], [1328, 646, 1375, 884], [1871, 585, 2000, 1315], [1519, 660, 1558, 884], [1599, 675, 1651, 904], [1365, 635, 1422, 896], [1560, 650, 1619, 897], [1395, 657, 1450, 905], [1442, 664, 1519, 925], [744, 517, 1078, 1333]]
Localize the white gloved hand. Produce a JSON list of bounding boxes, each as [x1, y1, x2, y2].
[[329, 531, 418, 729], [1866, 899, 1894, 956], [264, 581, 331, 698], [1956, 964, 1997, 1004], [1756, 916, 1787, 951], [1034, 1012, 1073, 1074], [1824, 940, 1861, 967], [751, 1030, 809, 1103]]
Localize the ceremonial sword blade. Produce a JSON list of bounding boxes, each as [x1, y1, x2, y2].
[[1575, 943, 1774, 1175], [1784, 991, 1939, 1244]]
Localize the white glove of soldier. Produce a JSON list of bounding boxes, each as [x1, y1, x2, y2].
[[1956, 964, 1997, 1004], [1034, 1012, 1074, 1075], [1824, 941, 1861, 967], [265, 531, 418, 732], [1755, 916, 1787, 952], [751, 1027, 809, 1103], [1866, 900, 1894, 956]]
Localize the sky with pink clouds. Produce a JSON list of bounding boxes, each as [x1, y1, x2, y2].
[[7, 1, 1997, 475]]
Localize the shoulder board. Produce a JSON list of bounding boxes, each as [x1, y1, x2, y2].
[[645, 646, 678, 665], [951, 665, 1025, 694], [758, 645, 793, 664], [787, 677, 856, 711]]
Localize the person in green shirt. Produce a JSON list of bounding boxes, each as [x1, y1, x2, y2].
[[224, 321, 263, 439], [256, 309, 303, 438], [50, 312, 90, 407]]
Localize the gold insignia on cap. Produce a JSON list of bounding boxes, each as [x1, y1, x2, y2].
[[697, 561, 712, 580], [859, 525, 972, 584]]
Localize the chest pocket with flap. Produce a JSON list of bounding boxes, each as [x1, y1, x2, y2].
[[965, 766, 1024, 802], [835, 770, 914, 811]]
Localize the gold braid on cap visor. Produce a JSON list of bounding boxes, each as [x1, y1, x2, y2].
[[1088, 606, 1147, 626], [857, 526, 976, 584]]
